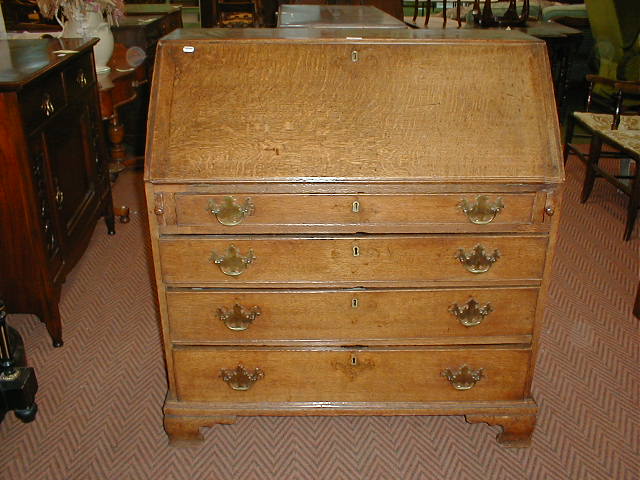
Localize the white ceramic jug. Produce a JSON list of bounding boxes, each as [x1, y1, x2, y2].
[[59, 10, 114, 73]]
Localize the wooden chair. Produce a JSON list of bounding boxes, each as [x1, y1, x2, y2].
[[565, 81, 640, 240]]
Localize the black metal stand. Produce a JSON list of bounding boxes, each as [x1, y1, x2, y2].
[[0, 300, 38, 424]]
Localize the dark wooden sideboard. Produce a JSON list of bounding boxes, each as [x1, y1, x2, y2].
[[0, 38, 115, 347]]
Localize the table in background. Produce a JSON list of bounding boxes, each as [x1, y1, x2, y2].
[[110, 7, 182, 158], [277, 4, 408, 28]]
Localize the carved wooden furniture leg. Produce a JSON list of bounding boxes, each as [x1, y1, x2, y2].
[[104, 196, 116, 235], [164, 415, 236, 446], [466, 414, 536, 447]]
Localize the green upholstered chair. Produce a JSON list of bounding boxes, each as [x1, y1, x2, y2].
[[582, 0, 640, 108]]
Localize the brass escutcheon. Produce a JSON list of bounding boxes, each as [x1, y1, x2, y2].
[[458, 195, 504, 224], [210, 245, 255, 276], [217, 304, 261, 331], [449, 299, 493, 327], [207, 196, 255, 226], [220, 364, 264, 391], [442, 365, 484, 390], [456, 244, 500, 273]]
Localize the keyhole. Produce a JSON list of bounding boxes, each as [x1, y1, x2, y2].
[[351, 355, 357, 366], [353, 246, 360, 257], [352, 201, 360, 213], [352, 298, 359, 308], [351, 50, 359, 62]]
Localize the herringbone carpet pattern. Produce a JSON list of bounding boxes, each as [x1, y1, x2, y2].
[[1, 156, 638, 480]]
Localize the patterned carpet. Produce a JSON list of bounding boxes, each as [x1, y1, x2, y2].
[[1, 156, 638, 480]]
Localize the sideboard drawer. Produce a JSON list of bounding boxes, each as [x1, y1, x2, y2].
[[158, 235, 548, 285], [63, 54, 96, 99], [172, 193, 540, 233], [19, 73, 66, 132], [166, 287, 538, 344], [173, 347, 530, 403]]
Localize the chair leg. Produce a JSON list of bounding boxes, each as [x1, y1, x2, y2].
[[623, 163, 639, 241], [563, 115, 576, 164], [581, 135, 602, 204]]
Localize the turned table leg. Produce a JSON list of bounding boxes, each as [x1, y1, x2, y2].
[[107, 112, 127, 177], [465, 413, 536, 448]]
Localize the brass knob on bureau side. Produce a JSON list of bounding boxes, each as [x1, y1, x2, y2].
[[458, 195, 504, 224], [207, 196, 255, 226], [449, 299, 493, 327], [220, 364, 264, 391], [442, 365, 484, 390], [210, 245, 255, 276], [456, 244, 500, 273], [217, 304, 261, 331]]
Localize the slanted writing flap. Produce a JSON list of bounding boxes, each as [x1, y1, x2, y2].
[[146, 31, 563, 183]]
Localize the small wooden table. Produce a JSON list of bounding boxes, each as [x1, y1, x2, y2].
[[277, 4, 408, 28], [97, 45, 147, 175]]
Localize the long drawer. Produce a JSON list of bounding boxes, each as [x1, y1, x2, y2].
[[172, 347, 531, 403], [171, 193, 541, 233], [158, 235, 548, 285], [166, 287, 538, 344]]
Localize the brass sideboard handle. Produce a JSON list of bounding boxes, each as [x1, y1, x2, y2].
[[210, 245, 255, 276], [207, 196, 255, 226], [217, 304, 261, 331], [456, 244, 500, 273], [442, 365, 484, 390], [76, 70, 87, 87], [54, 178, 64, 209], [458, 195, 504, 224], [41, 93, 55, 117], [449, 299, 493, 327], [544, 206, 555, 216], [220, 364, 264, 391]]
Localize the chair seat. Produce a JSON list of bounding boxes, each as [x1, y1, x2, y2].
[[598, 129, 640, 155], [573, 112, 640, 132]]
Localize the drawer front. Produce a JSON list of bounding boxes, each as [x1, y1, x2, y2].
[[173, 347, 530, 403], [63, 53, 96, 99], [173, 193, 538, 232], [166, 288, 538, 343], [19, 73, 66, 133], [158, 235, 548, 285]]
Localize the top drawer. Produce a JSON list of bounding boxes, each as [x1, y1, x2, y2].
[[162, 192, 543, 234], [62, 53, 96, 100], [19, 72, 66, 133]]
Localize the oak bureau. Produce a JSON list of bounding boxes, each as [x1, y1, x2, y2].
[[145, 28, 564, 447]]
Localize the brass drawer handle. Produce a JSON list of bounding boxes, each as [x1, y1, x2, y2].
[[54, 178, 64, 209], [76, 70, 87, 87], [442, 365, 484, 390], [210, 245, 255, 276], [220, 364, 264, 391], [217, 304, 261, 331], [449, 299, 493, 327], [458, 195, 504, 224], [456, 244, 500, 273], [41, 93, 55, 117], [207, 196, 255, 226]]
